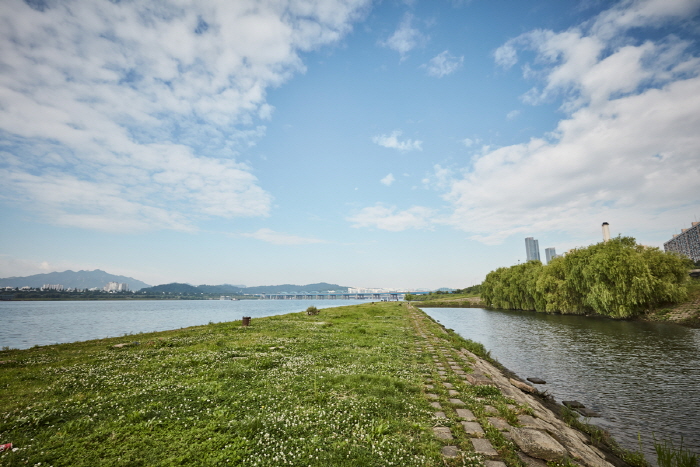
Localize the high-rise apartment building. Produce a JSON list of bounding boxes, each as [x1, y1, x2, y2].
[[545, 247, 557, 264], [525, 237, 541, 262], [664, 221, 700, 263]]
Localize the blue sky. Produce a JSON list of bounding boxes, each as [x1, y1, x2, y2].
[[1, 0, 699, 290]]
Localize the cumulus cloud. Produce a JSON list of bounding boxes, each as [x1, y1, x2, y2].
[[347, 204, 434, 231], [241, 228, 326, 245], [424, 50, 464, 77], [0, 0, 369, 232], [372, 130, 423, 151], [381, 13, 426, 59], [355, 0, 700, 244], [380, 173, 396, 186], [445, 0, 700, 243]]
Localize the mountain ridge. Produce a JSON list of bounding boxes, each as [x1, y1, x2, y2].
[[0, 269, 151, 291]]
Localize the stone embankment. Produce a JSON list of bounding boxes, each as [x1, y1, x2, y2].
[[408, 304, 617, 467]]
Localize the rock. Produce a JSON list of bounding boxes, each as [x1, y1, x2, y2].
[[517, 451, 549, 467], [441, 446, 460, 458], [471, 438, 498, 457], [488, 417, 511, 431], [430, 402, 442, 409], [433, 427, 453, 440], [434, 411, 447, 419], [448, 398, 465, 406], [456, 408, 476, 420], [448, 390, 460, 396], [509, 378, 536, 393], [462, 421, 485, 437], [510, 428, 568, 462], [486, 461, 507, 467], [484, 405, 499, 415], [562, 400, 585, 409], [527, 377, 547, 384], [576, 408, 601, 418]]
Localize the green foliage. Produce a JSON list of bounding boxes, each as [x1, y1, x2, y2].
[[655, 436, 699, 467], [482, 237, 691, 318], [305, 305, 320, 315]]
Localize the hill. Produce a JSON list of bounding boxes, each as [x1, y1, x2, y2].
[[0, 269, 151, 291], [139, 282, 349, 295]]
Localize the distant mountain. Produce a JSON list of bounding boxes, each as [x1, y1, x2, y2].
[[140, 283, 201, 294], [0, 269, 151, 291], [139, 282, 349, 295]]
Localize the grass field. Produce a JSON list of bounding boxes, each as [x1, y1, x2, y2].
[[0, 302, 482, 466]]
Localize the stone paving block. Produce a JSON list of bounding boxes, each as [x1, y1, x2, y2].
[[449, 398, 466, 406], [448, 389, 460, 396], [454, 369, 466, 375], [488, 417, 511, 431], [425, 384, 434, 389], [438, 371, 447, 376], [447, 361, 457, 365], [426, 393, 439, 400], [434, 411, 447, 419], [442, 382, 454, 389], [461, 421, 484, 437], [451, 365, 462, 371], [471, 438, 498, 456], [455, 408, 476, 420], [430, 401, 442, 409], [441, 446, 460, 458], [433, 427, 453, 440], [485, 461, 507, 467], [484, 405, 499, 415]]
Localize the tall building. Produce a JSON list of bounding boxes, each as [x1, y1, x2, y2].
[[664, 221, 700, 263], [545, 247, 557, 264], [525, 237, 541, 262]]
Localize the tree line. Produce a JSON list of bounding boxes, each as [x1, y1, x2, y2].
[[481, 236, 692, 318]]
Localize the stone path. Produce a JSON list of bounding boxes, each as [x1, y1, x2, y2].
[[407, 304, 615, 467]]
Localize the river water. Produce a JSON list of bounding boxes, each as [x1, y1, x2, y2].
[[0, 299, 368, 350], [423, 307, 700, 462]]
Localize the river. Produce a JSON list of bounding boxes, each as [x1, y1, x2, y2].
[[422, 307, 700, 462], [0, 299, 369, 350]]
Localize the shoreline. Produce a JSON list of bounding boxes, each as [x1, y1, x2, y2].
[[410, 296, 700, 328], [1, 302, 643, 466]]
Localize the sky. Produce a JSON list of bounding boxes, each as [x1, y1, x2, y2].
[[1, 0, 699, 290]]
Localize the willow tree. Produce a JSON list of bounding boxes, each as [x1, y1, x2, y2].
[[482, 236, 691, 318]]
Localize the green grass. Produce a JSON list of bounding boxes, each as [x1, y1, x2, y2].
[[654, 436, 699, 467], [0, 302, 442, 466]]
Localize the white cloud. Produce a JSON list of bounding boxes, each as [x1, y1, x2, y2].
[[424, 50, 464, 77], [381, 13, 426, 59], [372, 130, 423, 151], [356, 0, 700, 245], [241, 228, 326, 245], [440, 0, 700, 243], [347, 204, 434, 231], [462, 138, 474, 147], [0, 0, 369, 232], [506, 110, 521, 120], [380, 173, 396, 186]]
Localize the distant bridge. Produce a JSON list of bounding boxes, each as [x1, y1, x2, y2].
[[258, 292, 407, 301]]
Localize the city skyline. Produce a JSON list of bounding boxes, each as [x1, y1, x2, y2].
[[1, 0, 699, 289]]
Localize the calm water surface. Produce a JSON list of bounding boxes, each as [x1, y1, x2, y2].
[[423, 307, 700, 461], [0, 299, 368, 350]]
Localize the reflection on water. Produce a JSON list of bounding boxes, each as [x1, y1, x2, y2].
[[423, 308, 700, 461]]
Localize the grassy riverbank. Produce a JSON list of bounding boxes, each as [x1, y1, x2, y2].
[[1, 302, 649, 467], [0, 302, 469, 466]]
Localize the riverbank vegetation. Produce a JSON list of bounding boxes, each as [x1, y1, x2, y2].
[[0, 302, 490, 466], [481, 237, 692, 319]]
